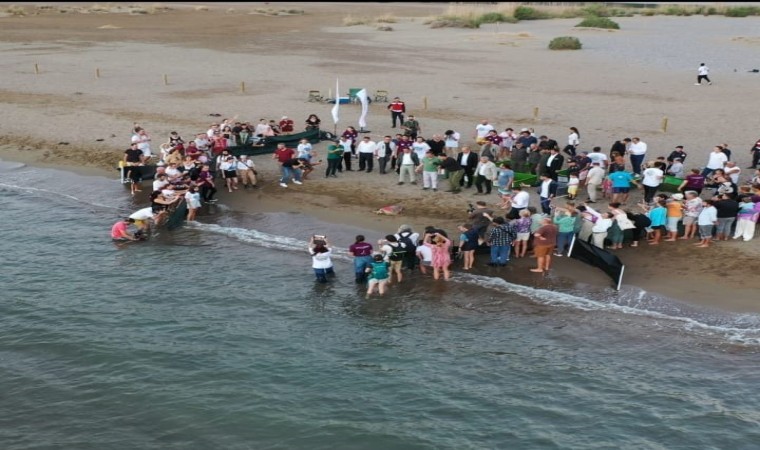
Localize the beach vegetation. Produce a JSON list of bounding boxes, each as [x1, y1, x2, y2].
[[576, 16, 620, 30], [548, 36, 582, 50], [513, 6, 551, 20], [375, 14, 397, 24], [724, 6, 760, 17], [5, 5, 27, 16], [429, 16, 480, 29], [376, 25, 394, 32], [129, 7, 149, 15], [194, 6, 209, 12], [343, 15, 372, 26]]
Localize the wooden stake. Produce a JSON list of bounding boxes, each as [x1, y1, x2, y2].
[[533, 107, 539, 121], [423, 96, 428, 110], [96, 68, 100, 79], [240, 81, 245, 93], [661, 117, 669, 133], [34, 63, 39, 74], [163, 74, 168, 85]]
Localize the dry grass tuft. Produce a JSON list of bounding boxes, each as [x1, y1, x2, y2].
[[376, 25, 394, 31], [375, 13, 397, 23], [194, 5, 209, 12], [343, 14, 371, 26], [6, 5, 27, 16]]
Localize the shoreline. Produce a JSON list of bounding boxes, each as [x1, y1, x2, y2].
[[1, 3, 758, 313], [3, 146, 759, 315]]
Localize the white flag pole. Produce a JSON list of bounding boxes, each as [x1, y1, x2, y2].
[[331, 78, 340, 137], [357, 88, 369, 132]]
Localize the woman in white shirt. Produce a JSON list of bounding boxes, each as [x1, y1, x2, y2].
[[641, 161, 664, 204], [309, 236, 334, 283], [564, 127, 580, 157]]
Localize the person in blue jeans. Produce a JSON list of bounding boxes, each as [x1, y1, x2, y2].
[[348, 235, 374, 283], [279, 158, 305, 188], [485, 216, 516, 266]]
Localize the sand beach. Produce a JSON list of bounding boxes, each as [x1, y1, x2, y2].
[[1, 2, 759, 311]]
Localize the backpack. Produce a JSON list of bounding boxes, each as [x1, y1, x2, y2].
[[397, 232, 417, 256], [388, 242, 406, 261]]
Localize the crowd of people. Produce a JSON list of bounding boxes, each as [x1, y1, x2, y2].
[[114, 105, 760, 288]]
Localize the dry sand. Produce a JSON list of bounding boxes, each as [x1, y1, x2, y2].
[[1, 2, 759, 311]]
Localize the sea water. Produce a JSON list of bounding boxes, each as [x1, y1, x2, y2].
[[1, 161, 760, 450]]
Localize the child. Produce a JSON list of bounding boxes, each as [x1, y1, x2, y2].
[[365, 254, 390, 297], [416, 240, 433, 275], [567, 173, 580, 200]]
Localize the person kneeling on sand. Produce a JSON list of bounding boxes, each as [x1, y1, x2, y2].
[[365, 254, 390, 298]]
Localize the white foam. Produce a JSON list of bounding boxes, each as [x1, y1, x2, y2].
[[0, 182, 117, 210], [190, 221, 760, 345]]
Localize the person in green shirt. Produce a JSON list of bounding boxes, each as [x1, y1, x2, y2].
[[416, 149, 442, 191], [553, 208, 576, 257], [325, 144, 343, 178], [365, 254, 390, 298]]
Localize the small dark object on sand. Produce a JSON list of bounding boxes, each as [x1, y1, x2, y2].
[[57, 142, 69, 145]]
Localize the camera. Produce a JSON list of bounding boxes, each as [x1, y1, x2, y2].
[[313, 235, 326, 240]]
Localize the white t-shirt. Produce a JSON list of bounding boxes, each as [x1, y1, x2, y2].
[[412, 141, 431, 160], [475, 123, 495, 139], [698, 65, 709, 76], [706, 151, 727, 170], [311, 249, 333, 269], [297, 142, 313, 158], [129, 207, 154, 221], [132, 133, 151, 157], [725, 166, 741, 185], [152, 179, 168, 191], [642, 168, 664, 187], [629, 141, 647, 156], [357, 140, 377, 154], [588, 152, 608, 167], [444, 132, 460, 148], [511, 191, 530, 209], [568, 132, 580, 146], [416, 245, 432, 263], [401, 152, 415, 165]]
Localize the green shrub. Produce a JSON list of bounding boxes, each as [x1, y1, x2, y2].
[[514, 6, 550, 20], [548, 36, 582, 50], [576, 16, 620, 29], [580, 4, 610, 17], [429, 15, 480, 29], [725, 6, 760, 17], [478, 12, 509, 23]]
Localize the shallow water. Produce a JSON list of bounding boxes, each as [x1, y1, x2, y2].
[[1, 161, 760, 449]]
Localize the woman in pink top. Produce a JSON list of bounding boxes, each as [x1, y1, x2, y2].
[[424, 232, 452, 281]]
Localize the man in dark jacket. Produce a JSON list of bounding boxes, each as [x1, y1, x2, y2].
[[456, 146, 479, 189]]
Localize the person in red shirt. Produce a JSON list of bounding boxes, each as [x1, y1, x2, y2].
[[272, 143, 297, 187], [279, 116, 294, 134], [387, 97, 406, 128]]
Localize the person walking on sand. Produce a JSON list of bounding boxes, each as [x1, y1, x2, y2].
[[695, 63, 712, 85]]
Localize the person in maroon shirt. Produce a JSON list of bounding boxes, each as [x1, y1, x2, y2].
[[481, 130, 503, 161], [387, 97, 406, 128], [349, 235, 374, 283], [531, 217, 558, 273], [394, 135, 412, 172], [272, 143, 297, 186], [279, 116, 294, 134]]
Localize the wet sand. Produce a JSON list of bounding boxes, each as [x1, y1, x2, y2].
[[0, 2, 759, 311]]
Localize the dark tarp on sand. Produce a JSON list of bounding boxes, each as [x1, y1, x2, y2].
[[226, 129, 332, 157], [569, 236, 625, 290]]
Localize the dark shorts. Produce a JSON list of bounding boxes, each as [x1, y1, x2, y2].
[[461, 241, 478, 251], [223, 170, 237, 178], [612, 187, 630, 194], [650, 225, 665, 230]]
